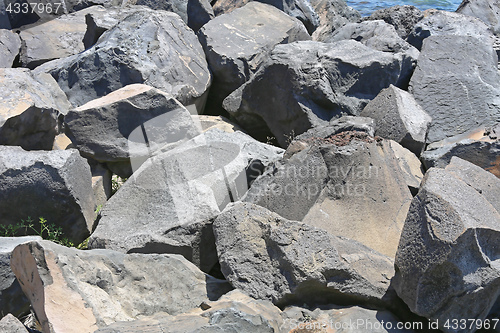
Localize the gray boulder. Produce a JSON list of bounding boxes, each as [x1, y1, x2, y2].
[[0, 29, 21, 68], [311, 0, 361, 41], [409, 35, 500, 144], [212, 0, 319, 34], [407, 10, 494, 50], [293, 115, 375, 140], [244, 136, 412, 258], [223, 40, 413, 147], [0, 314, 29, 333], [457, 0, 500, 34], [95, 290, 283, 333], [10, 240, 232, 332], [88, 129, 283, 272], [366, 5, 423, 39], [198, 2, 310, 111], [389, 140, 424, 195], [214, 202, 395, 307], [38, 8, 211, 112], [0, 68, 70, 150], [325, 20, 419, 87], [64, 84, 201, 178], [0, 147, 95, 244], [0, 236, 41, 318], [394, 159, 500, 332], [421, 131, 500, 178], [125, 0, 214, 31], [361, 84, 432, 155], [18, 7, 99, 69]]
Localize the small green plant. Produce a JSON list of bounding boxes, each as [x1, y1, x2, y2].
[[111, 175, 127, 195], [0, 216, 74, 247]]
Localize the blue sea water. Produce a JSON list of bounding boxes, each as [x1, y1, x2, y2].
[[347, 0, 464, 16]]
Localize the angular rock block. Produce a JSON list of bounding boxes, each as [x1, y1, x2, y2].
[[409, 35, 500, 144], [457, 0, 500, 34], [10, 240, 232, 333], [0, 236, 41, 318], [0, 147, 95, 244], [214, 202, 395, 307], [407, 10, 492, 50], [95, 290, 283, 332], [38, 8, 211, 113], [0, 29, 21, 68], [0, 68, 70, 150], [88, 129, 284, 272], [361, 84, 432, 155], [244, 135, 413, 258], [394, 158, 500, 332], [65, 84, 201, 178], [224, 40, 413, 147], [311, 0, 361, 41], [198, 2, 310, 110], [0, 314, 29, 333], [366, 5, 423, 39]]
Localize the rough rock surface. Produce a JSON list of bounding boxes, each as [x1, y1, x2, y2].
[[126, 0, 214, 31], [457, 0, 500, 34], [0, 236, 42, 317], [409, 35, 500, 144], [393, 159, 500, 332], [88, 129, 283, 272], [0, 68, 70, 150], [10, 240, 232, 333], [65, 84, 201, 178], [0, 147, 95, 244], [407, 10, 494, 50], [389, 140, 424, 195], [366, 5, 423, 39], [282, 305, 415, 332], [0, 29, 21, 68], [37, 8, 211, 112], [293, 116, 375, 141], [361, 84, 432, 155], [421, 132, 500, 177], [198, 2, 310, 110], [311, 0, 361, 41], [0, 314, 29, 333], [214, 202, 395, 307], [224, 40, 413, 147], [18, 8, 96, 69], [243, 137, 412, 258], [212, 0, 320, 34], [95, 290, 284, 332], [195, 115, 244, 133]]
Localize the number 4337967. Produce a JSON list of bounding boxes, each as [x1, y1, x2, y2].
[[5, 2, 63, 14]]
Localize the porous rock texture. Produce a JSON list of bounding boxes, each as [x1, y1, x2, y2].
[[394, 157, 500, 332], [0, 146, 95, 244]]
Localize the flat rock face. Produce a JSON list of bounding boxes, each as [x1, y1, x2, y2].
[[10, 240, 232, 333], [0, 29, 21, 68], [0, 68, 70, 150], [243, 136, 412, 258], [39, 8, 211, 112], [213, 202, 394, 307], [65, 84, 201, 178], [0, 147, 95, 244], [457, 0, 500, 34], [361, 84, 432, 155], [0, 314, 29, 333], [126, 0, 214, 31], [409, 35, 500, 144], [198, 2, 310, 110], [366, 5, 423, 39], [95, 290, 283, 332], [407, 10, 494, 50], [88, 129, 283, 272], [0, 236, 41, 317], [311, 0, 361, 41], [18, 8, 98, 69], [393, 160, 500, 332], [224, 40, 412, 147]]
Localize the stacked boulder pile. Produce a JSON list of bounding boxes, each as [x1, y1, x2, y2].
[[0, 0, 499, 332]]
